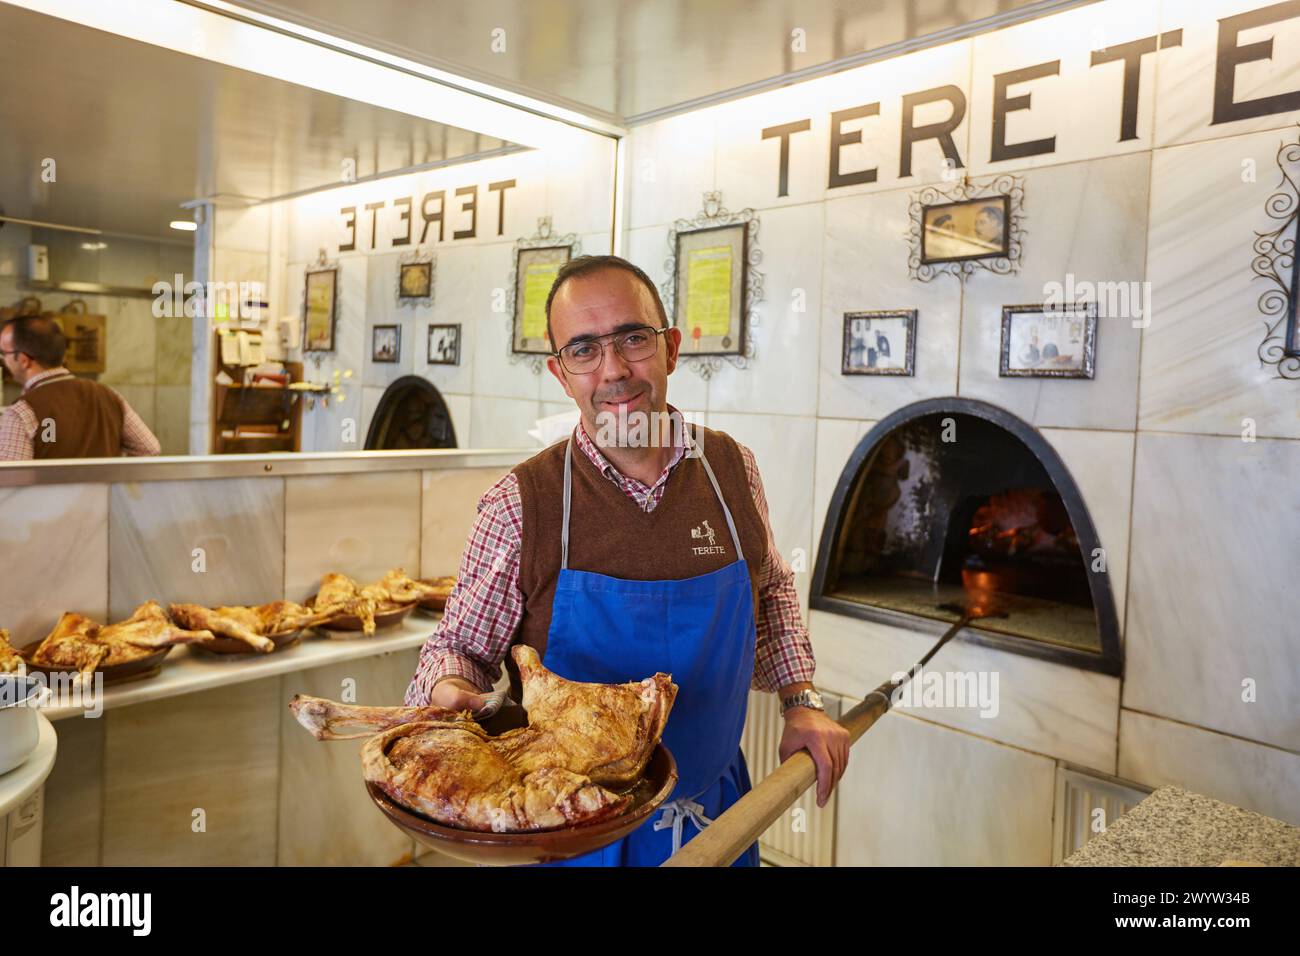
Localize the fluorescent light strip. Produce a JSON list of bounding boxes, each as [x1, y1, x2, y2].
[[8, 0, 608, 151], [184, 0, 626, 137]]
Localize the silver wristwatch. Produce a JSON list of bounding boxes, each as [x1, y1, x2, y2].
[[781, 689, 825, 714]]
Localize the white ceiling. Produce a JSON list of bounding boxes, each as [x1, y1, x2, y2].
[[0, 2, 511, 240], [228, 0, 1060, 122]]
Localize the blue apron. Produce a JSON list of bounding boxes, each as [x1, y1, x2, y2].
[[537, 432, 761, 867]]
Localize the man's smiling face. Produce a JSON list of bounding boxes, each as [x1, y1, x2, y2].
[[546, 267, 681, 441]]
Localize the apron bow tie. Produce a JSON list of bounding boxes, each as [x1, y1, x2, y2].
[[653, 798, 714, 856]]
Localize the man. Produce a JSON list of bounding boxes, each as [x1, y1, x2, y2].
[[0, 315, 160, 459], [405, 255, 849, 866]]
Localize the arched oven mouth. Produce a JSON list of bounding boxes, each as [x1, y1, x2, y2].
[[811, 398, 1122, 676], [364, 376, 458, 451]]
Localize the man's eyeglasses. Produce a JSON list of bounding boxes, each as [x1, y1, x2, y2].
[[553, 325, 667, 375]]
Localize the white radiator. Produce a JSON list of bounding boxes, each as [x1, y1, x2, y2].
[[739, 689, 841, 867], [1052, 765, 1150, 863]]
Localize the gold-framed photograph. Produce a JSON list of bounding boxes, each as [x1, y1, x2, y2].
[[303, 268, 338, 352], [672, 221, 748, 356], [512, 245, 571, 355], [921, 195, 1010, 264], [999, 302, 1097, 378], [372, 324, 400, 363], [399, 261, 432, 299]]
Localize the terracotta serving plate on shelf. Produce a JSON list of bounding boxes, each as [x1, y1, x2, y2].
[[19, 641, 171, 686], [366, 744, 678, 866], [191, 628, 303, 656], [414, 577, 455, 613], [304, 595, 416, 636]]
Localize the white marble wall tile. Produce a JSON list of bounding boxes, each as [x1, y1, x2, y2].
[[472, 242, 542, 403], [360, 385, 384, 443], [835, 709, 1056, 865], [445, 393, 472, 448], [708, 203, 822, 418], [362, 252, 416, 389], [622, 224, 709, 413], [810, 610, 1120, 772], [468, 395, 543, 449], [812, 417, 875, 558], [152, 384, 191, 456], [544, 138, 617, 237], [1141, 130, 1300, 439], [39, 714, 104, 866], [968, 0, 1162, 175], [100, 297, 158, 387], [418, 243, 477, 397], [215, 204, 271, 253], [420, 467, 512, 578], [1039, 427, 1135, 628], [101, 677, 280, 866], [284, 471, 422, 602], [0, 483, 107, 645], [1124, 433, 1300, 751], [109, 477, 284, 617], [958, 153, 1149, 430], [1119, 709, 1300, 826], [706, 411, 816, 611], [626, 112, 718, 231], [1155, 0, 1300, 148], [278, 651, 421, 866], [818, 186, 962, 420], [108, 384, 156, 435], [154, 312, 193, 387]]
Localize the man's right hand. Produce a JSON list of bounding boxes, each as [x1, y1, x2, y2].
[[430, 676, 486, 712]]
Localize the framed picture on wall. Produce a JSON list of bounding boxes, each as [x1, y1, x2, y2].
[[372, 324, 400, 363], [672, 221, 748, 356], [999, 302, 1097, 378], [303, 268, 338, 351], [841, 310, 916, 376], [399, 261, 433, 300], [920, 195, 1010, 264], [427, 324, 461, 366], [512, 244, 572, 355]]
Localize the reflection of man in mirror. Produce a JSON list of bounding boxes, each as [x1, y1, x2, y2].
[[974, 205, 1004, 247], [0, 316, 160, 460]]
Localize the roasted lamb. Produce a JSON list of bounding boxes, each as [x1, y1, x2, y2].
[[288, 644, 677, 832]]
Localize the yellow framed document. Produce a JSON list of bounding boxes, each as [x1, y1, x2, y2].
[[303, 268, 338, 352], [672, 222, 748, 356], [512, 245, 572, 355]]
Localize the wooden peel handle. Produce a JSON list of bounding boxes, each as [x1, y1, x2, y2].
[[661, 686, 891, 868]]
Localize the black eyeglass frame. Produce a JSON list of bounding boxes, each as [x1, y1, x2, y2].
[[551, 325, 669, 374]]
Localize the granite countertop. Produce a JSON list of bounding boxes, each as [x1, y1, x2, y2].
[[1062, 786, 1300, 866]]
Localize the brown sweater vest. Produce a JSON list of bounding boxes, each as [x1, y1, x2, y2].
[[22, 375, 125, 459], [508, 423, 768, 703]]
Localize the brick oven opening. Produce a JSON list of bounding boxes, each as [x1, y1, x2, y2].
[[364, 376, 457, 450], [811, 398, 1121, 675]]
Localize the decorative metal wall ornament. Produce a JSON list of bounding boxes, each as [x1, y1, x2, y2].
[[1251, 130, 1300, 380], [505, 216, 580, 374], [662, 191, 763, 380], [395, 250, 435, 307], [907, 174, 1025, 283]]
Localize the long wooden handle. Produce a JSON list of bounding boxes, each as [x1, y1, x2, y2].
[[661, 687, 890, 868]]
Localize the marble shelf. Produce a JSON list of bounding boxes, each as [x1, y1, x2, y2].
[[38, 614, 440, 722]]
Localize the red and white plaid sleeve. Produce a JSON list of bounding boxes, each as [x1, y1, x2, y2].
[[110, 389, 161, 456], [737, 442, 818, 693], [0, 401, 37, 460], [403, 472, 526, 704]]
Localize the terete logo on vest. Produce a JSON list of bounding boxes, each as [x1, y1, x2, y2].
[[690, 520, 726, 556]]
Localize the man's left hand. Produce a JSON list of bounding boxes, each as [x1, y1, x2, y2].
[[778, 708, 851, 808]]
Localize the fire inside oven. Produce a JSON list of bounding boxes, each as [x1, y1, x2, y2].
[[815, 403, 1120, 671]]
